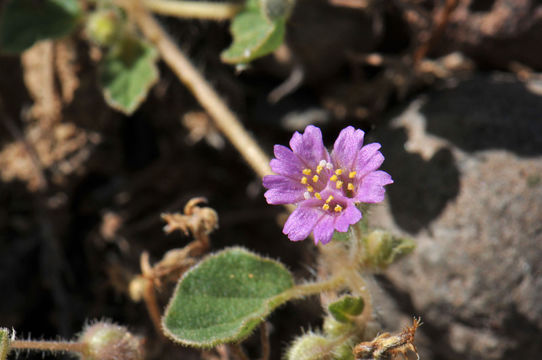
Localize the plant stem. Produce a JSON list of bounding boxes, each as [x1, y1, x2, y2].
[[142, 277, 164, 335], [120, 0, 272, 179], [10, 340, 86, 354], [274, 274, 347, 305], [259, 322, 270, 360], [143, 0, 242, 20], [228, 343, 250, 360], [346, 271, 373, 327], [348, 224, 374, 327]]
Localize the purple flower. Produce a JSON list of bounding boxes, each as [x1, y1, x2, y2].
[[263, 125, 393, 245]]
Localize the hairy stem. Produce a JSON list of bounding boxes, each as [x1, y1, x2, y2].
[[119, 0, 272, 179], [346, 271, 373, 327], [143, 0, 242, 19], [349, 222, 374, 327], [10, 340, 86, 354], [274, 274, 347, 305]]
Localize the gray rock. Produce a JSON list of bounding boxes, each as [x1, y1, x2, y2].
[[371, 73, 542, 360]]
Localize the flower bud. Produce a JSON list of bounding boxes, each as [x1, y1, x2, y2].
[[286, 333, 331, 360], [79, 322, 143, 360], [323, 316, 354, 338], [362, 230, 415, 269], [332, 342, 355, 360], [86, 10, 122, 47]]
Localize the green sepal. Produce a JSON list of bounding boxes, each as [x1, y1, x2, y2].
[[162, 247, 294, 347], [0, 0, 82, 53], [323, 316, 354, 338], [362, 230, 415, 269], [328, 296, 364, 323]]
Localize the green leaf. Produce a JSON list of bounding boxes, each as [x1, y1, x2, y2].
[[220, 0, 290, 64], [362, 230, 415, 269], [162, 247, 294, 347], [328, 296, 364, 323], [0, 328, 10, 360], [99, 36, 159, 115], [0, 0, 81, 53]]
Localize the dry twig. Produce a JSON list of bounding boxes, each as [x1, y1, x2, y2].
[[118, 0, 271, 179]]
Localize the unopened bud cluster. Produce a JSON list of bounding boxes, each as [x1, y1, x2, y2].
[[79, 322, 143, 360]]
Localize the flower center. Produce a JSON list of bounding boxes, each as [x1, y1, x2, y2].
[[329, 168, 356, 197], [301, 160, 333, 200], [320, 194, 347, 213], [301, 160, 358, 200]]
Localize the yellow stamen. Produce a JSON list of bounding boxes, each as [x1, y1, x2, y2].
[[330, 174, 338, 182], [326, 195, 334, 203], [322, 204, 330, 211], [347, 183, 355, 191], [315, 192, 322, 200], [301, 177, 308, 184], [334, 205, 343, 212], [349, 171, 356, 178], [302, 168, 312, 175], [307, 185, 314, 192], [336, 180, 343, 189], [335, 169, 343, 175], [312, 175, 319, 183], [316, 165, 323, 174]]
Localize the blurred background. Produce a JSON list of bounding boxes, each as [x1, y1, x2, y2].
[[0, 0, 541, 359]]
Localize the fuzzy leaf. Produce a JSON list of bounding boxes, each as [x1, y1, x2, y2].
[[99, 36, 159, 115], [328, 296, 364, 323], [162, 247, 294, 347], [0, 328, 10, 360], [220, 0, 289, 64], [0, 0, 81, 53]]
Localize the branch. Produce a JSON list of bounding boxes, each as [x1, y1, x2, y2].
[[119, 0, 272, 179], [143, 0, 242, 20]]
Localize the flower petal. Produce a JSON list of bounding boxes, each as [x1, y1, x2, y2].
[[270, 145, 305, 178], [289, 125, 329, 167], [313, 215, 335, 245], [263, 175, 305, 204], [353, 170, 393, 203], [283, 206, 322, 241], [354, 143, 384, 178], [334, 202, 362, 232], [332, 126, 365, 169]]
